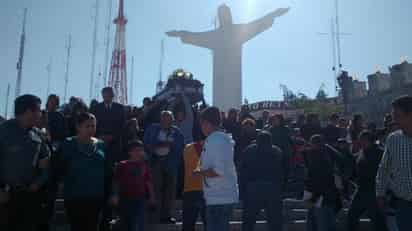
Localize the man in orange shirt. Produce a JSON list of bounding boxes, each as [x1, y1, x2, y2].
[[182, 140, 206, 231]]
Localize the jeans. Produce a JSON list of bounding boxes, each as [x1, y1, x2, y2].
[[151, 159, 177, 221], [306, 206, 336, 231], [347, 191, 388, 231], [242, 182, 283, 231], [395, 198, 412, 231], [205, 204, 234, 231], [182, 191, 206, 231], [119, 198, 145, 231]]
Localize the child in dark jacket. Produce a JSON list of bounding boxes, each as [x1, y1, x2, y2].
[[111, 140, 156, 231]]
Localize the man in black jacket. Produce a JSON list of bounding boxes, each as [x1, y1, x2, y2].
[[45, 94, 66, 144], [92, 87, 126, 163], [222, 108, 241, 142], [347, 130, 388, 231], [322, 113, 342, 147], [240, 131, 288, 231], [303, 134, 341, 231], [91, 87, 126, 231]]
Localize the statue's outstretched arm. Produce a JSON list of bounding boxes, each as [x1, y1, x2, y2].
[[237, 7, 290, 43], [166, 30, 216, 49]]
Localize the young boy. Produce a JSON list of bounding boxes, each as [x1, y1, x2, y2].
[[111, 140, 156, 231], [182, 140, 206, 231]]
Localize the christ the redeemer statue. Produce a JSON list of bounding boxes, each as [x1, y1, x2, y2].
[[167, 4, 289, 112]]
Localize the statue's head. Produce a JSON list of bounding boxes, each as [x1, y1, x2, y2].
[[218, 4, 233, 27]]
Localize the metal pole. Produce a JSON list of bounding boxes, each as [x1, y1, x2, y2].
[[330, 18, 339, 93], [159, 40, 164, 82], [103, 0, 113, 87], [15, 8, 27, 98], [335, 0, 343, 73], [130, 56, 134, 104], [64, 35, 72, 104], [5, 84, 10, 119], [89, 0, 100, 101], [95, 66, 102, 100], [46, 57, 52, 98]]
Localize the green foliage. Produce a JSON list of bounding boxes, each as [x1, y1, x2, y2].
[[316, 89, 328, 101], [290, 93, 343, 121]]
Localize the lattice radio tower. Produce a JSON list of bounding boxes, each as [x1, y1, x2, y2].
[[108, 0, 128, 104]]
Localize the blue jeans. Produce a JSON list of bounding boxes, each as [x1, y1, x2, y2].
[[395, 199, 412, 231], [306, 206, 336, 231], [119, 198, 145, 231], [205, 204, 233, 231]]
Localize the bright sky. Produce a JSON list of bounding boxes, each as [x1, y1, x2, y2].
[[1, 0, 411, 117]]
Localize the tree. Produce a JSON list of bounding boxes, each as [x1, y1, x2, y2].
[[315, 83, 328, 101], [290, 91, 343, 121], [316, 89, 328, 101]]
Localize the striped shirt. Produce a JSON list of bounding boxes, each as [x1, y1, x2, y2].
[[376, 130, 412, 201]]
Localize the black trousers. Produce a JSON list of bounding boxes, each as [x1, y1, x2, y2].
[[182, 191, 206, 231], [0, 190, 42, 231], [65, 198, 103, 231], [242, 182, 283, 231], [347, 190, 388, 231]]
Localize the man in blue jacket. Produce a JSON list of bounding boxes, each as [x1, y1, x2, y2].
[[144, 111, 184, 224]]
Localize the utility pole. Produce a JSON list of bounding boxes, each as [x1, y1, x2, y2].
[[335, 0, 343, 74], [64, 35, 72, 104], [5, 84, 10, 119], [94, 65, 102, 100], [89, 0, 100, 101], [130, 56, 134, 104], [15, 8, 28, 99], [103, 0, 113, 87], [156, 39, 165, 93], [46, 57, 52, 98]]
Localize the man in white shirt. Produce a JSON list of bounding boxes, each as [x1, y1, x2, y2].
[[194, 106, 238, 231]]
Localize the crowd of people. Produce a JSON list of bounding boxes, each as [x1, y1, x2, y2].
[[0, 86, 411, 231]]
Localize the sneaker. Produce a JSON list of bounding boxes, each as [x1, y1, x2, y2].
[[160, 217, 176, 224]]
